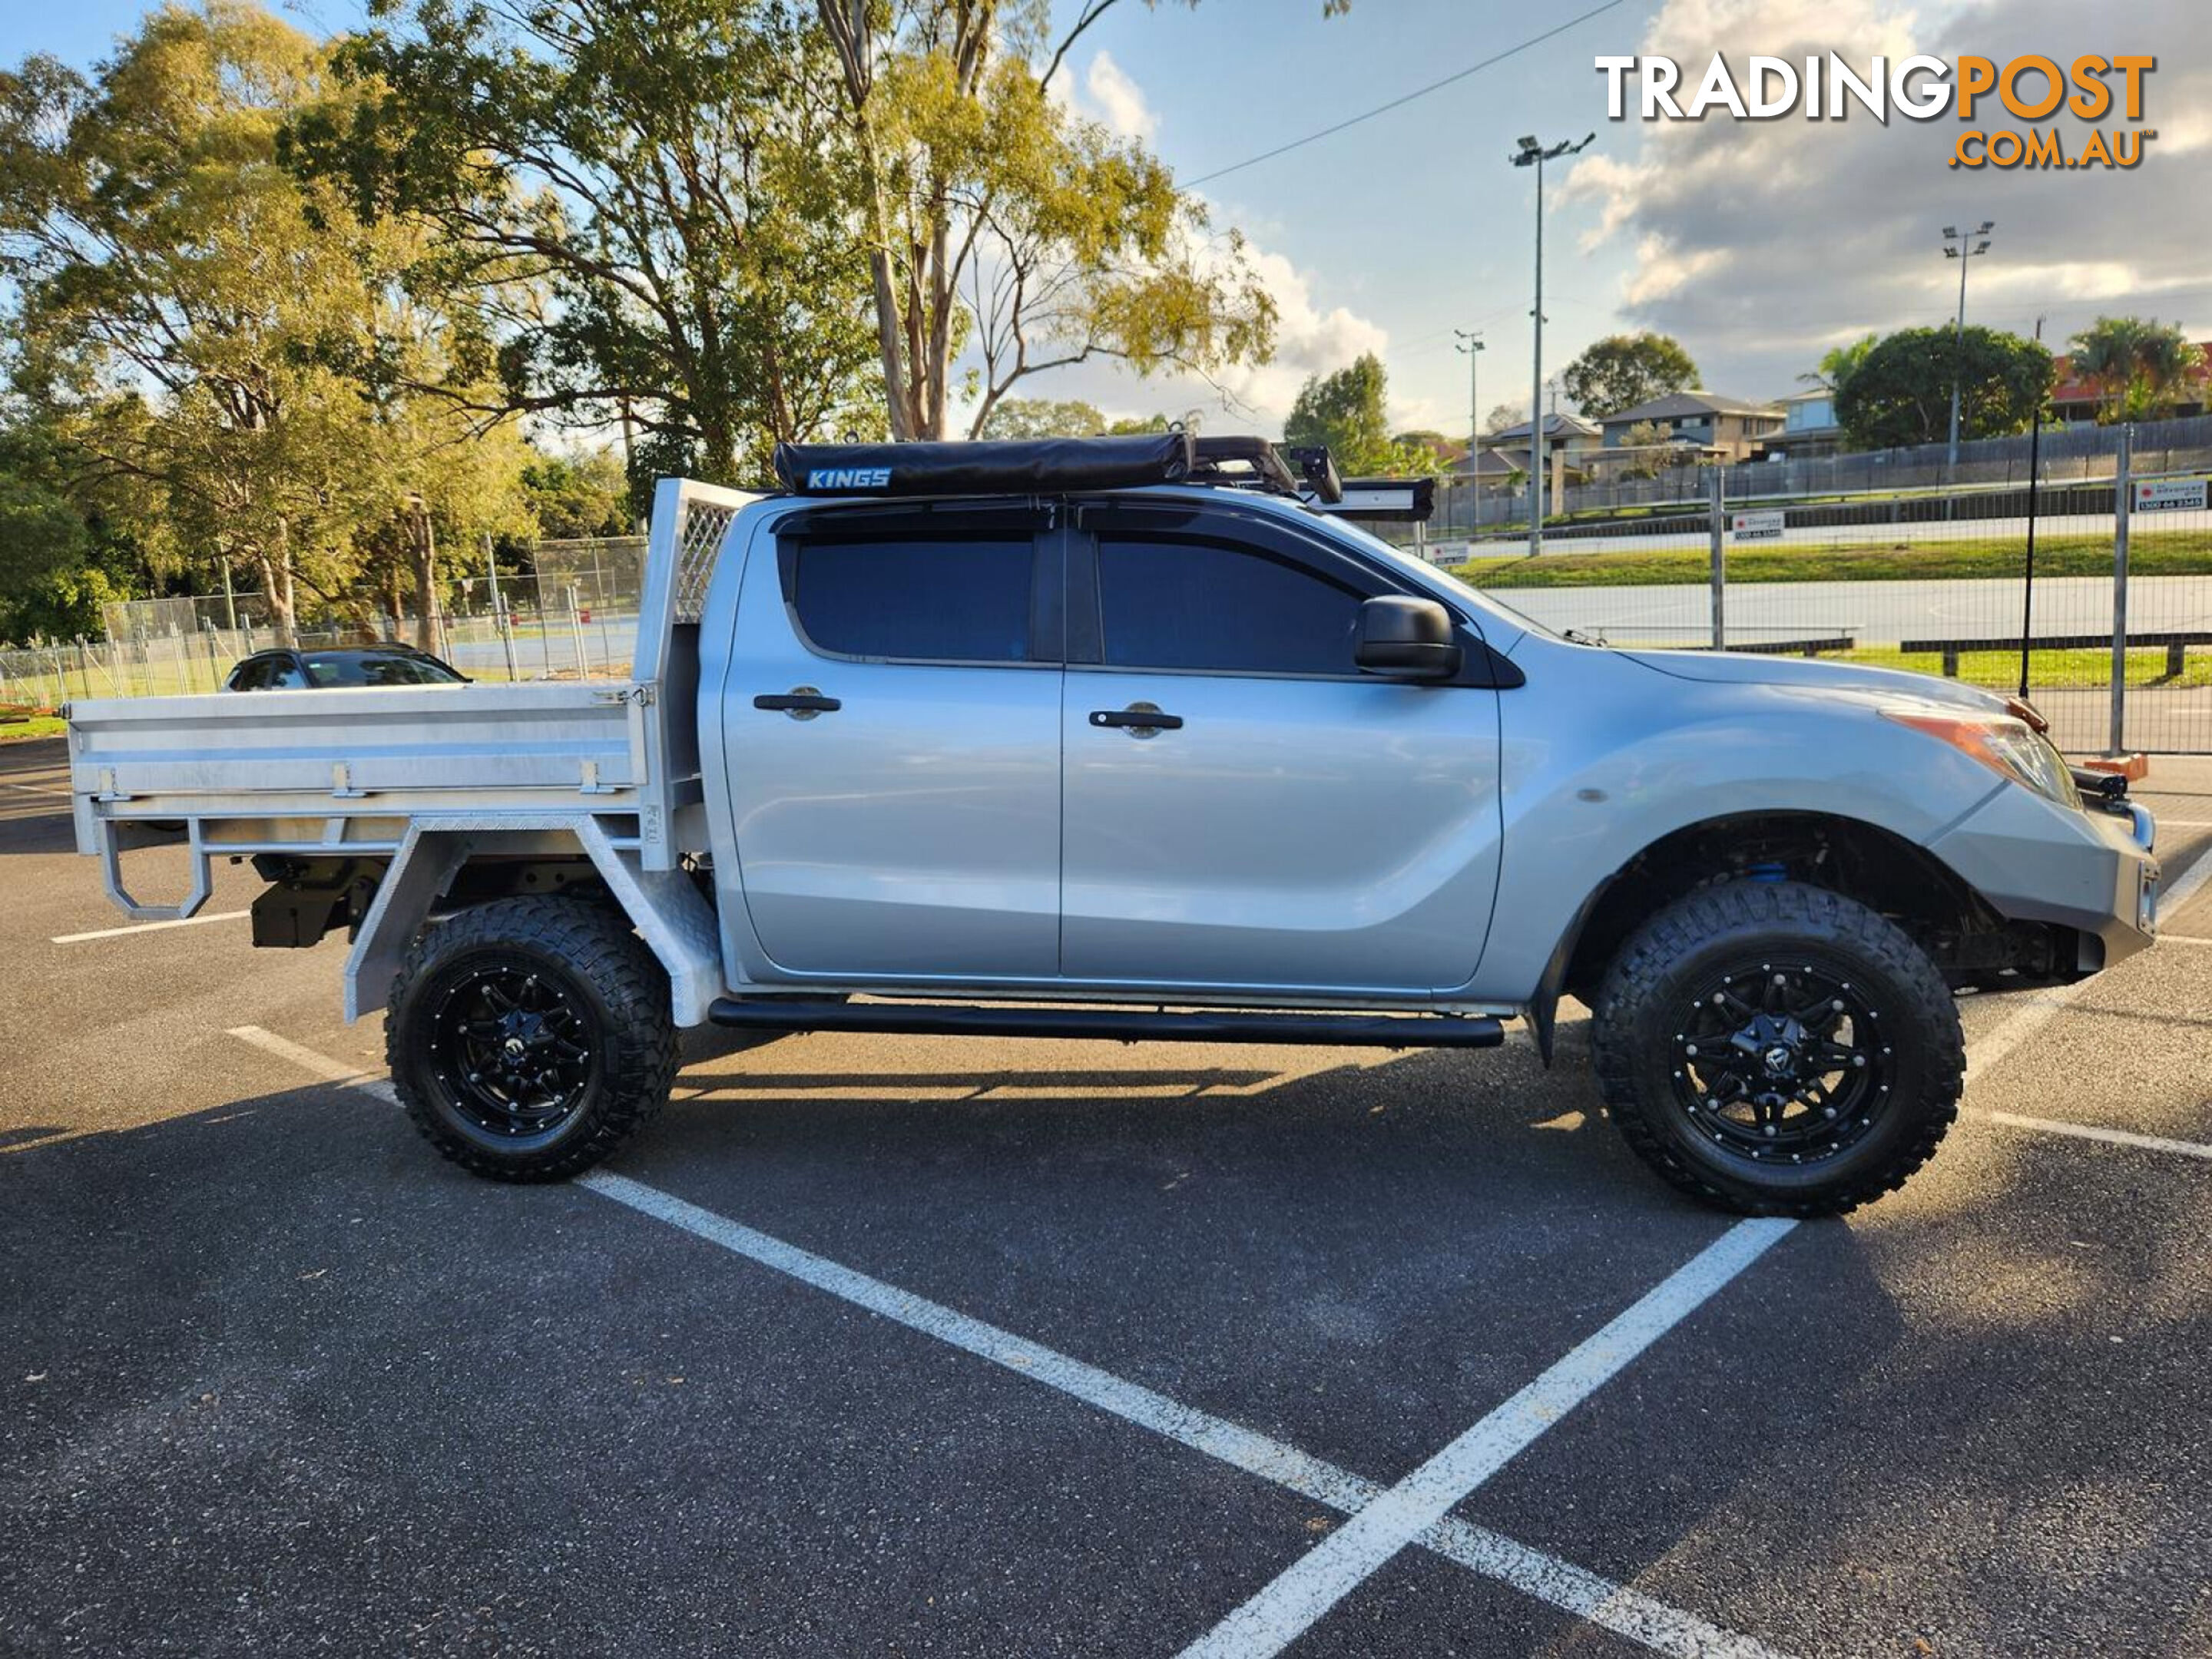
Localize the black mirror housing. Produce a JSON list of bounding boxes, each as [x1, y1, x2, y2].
[[1355, 595, 1462, 679]]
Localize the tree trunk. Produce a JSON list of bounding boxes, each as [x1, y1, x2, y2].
[[409, 505, 438, 655]]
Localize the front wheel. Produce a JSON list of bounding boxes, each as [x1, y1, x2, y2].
[[1590, 881, 1962, 1217], [387, 896, 677, 1181]]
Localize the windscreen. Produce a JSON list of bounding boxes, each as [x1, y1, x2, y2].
[[301, 652, 464, 688]]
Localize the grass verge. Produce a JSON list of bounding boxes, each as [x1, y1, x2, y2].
[[1453, 528, 2212, 588]]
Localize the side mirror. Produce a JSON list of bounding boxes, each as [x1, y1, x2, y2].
[[1354, 595, 1462, 680]]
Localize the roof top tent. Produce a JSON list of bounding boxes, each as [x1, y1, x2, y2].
[[768, 433, 1435, 525]]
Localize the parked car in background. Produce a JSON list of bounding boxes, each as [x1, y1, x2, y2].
[[224, 645, 469, 690]]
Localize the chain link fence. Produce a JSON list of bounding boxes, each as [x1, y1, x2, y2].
[[2, 538, 646, 709]]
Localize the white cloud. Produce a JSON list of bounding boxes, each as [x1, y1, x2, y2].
[[1084, 51, 1157, 144], [1561, 0, 2212, 392]]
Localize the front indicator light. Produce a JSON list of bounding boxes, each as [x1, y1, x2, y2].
[[1883, 710, 2081, 807]]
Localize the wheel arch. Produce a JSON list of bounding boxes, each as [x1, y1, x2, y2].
[[343, 820, 723, 1028], [1528, 810, 1994, 1061]]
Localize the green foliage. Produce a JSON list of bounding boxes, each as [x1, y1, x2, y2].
[[1105, 412, 1172, 434], [294, 0, 879, 479], [1280, 353, 1432, 475], [1802, 334, 1877, 395], [2068, 316, 2206, 422], [0, 5, 541, 641], [1560, 333, 1698, 419], [522, 449, 633, 541], [816, 2, 1277, 439], [982, 398, 1108, 439], [1834, 326, 2055, 451], [0, 475, 107, 641]]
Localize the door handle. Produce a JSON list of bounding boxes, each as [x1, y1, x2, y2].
[[754, 688, 840, 717], [1090, 705, 1182, 734]]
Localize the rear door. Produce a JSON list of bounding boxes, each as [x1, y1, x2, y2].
[[1060, 501, 1503, 994], [722, 505, 1065, 981]]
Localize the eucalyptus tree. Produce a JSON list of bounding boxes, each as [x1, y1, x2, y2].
[[294, 0, 882, 482], [0, 4, 393, 638], [814, 0, 1277, 439]]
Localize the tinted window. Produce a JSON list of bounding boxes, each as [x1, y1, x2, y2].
[[1097, 537, 1362, 674], [266, 657, 310, 690], [793, 538, 1033, 663], [303, 652, 462, 687], [226, 658, 268, 690]]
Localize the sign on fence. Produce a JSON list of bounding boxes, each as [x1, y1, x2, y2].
[[1730, 510, 1786, 541], [2134, 477, 2209, 514]]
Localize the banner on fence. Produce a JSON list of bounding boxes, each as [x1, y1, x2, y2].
[[1730, 509, 1786, 541], [2134, 477, 2208, 514]]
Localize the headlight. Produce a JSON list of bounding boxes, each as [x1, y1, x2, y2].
[[1883, 710, 2081, 807]]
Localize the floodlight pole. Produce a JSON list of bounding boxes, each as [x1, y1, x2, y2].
[[1515, 133, 1594, 554], [1943, 220, 1994, 471], [1454, 329, 1484, 468]]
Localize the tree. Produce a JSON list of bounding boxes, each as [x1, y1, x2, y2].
[[1800, 334, 1877, 396], [0, 474, 105, 642], [1482, 402, 1524, 437], [2069, 316, 2206, 422], [1560, 333, 1698, 419], [522, 449, 631, 541], [0, 5, 402, 641], [813, 1, 1277, 439], [1834, 326, 2054, 451], [1280, 352, 1432, 475], [294, 0, 880, 481], [982, 397, 1108, 439]]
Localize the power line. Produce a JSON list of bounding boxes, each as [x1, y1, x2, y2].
[[1182, 0, 1630, 188]]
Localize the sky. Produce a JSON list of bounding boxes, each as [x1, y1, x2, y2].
[[9, 0, 2208, 444]]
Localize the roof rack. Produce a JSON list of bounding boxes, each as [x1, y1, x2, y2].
[[1187, 436, 1343, 505], [767, 432, 1435, 518]]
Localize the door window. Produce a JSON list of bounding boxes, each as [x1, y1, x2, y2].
[[266, 657, 310, 689], [790, 537, 1036, 663], [1094, 536, 1363, 675]]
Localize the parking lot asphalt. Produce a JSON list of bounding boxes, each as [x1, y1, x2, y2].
[[4, 733, 2210, 1658]]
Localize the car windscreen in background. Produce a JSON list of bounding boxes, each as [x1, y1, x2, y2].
[[302, 654, 462, 687]]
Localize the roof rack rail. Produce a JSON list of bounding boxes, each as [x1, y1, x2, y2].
[[1188, 436, 1343, 505]]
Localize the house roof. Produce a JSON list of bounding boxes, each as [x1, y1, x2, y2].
[[1488, 412, 1601, 442], [1601, 390, 1785, 425]]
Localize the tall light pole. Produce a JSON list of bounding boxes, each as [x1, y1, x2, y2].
[[1942, 220, 1995, 471], [1453, 329, 1485, 469], [1513, 131, 1595, 554]]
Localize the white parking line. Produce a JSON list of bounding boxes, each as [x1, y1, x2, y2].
[[53, 909, 250, 945], [1176, 1219, 1796, 1659], [1985, 1111, 2212, 1164], [227, 1025, 385, 1090], [226, 1028, 1790, 1659]]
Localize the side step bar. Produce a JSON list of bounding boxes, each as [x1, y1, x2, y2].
[[707, 998, 1507, 1049]]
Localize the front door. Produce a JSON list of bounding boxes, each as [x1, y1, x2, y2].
[[724, 508, 1062, 980], [1060, 504, 1503, 994]]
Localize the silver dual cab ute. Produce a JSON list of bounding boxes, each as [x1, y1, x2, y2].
[[66, 433, 2161, 1215]]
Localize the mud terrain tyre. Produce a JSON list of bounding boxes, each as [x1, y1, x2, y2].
[[1590, 880, 1962, 1217], [387, 896, 677, 1181]]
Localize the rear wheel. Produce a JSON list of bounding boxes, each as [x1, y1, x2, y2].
[[1590, 881, 1962, 1217], [387, 896, 676, 1181]]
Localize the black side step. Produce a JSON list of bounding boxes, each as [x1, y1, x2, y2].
[[707, 998, 1506, 1050]]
